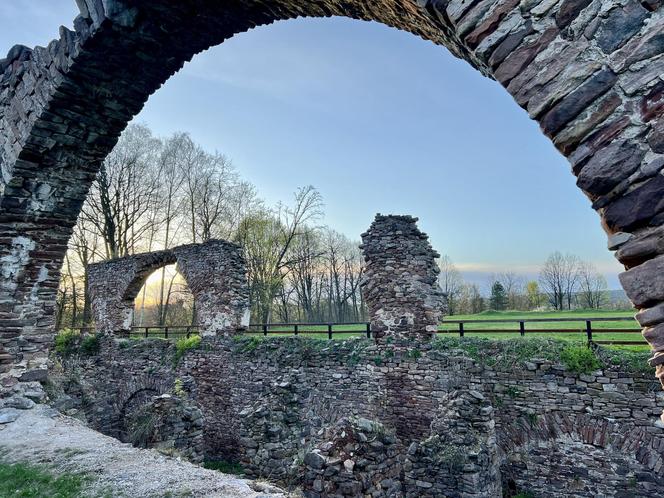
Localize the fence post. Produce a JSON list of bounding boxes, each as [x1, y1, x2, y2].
[[186, 326, 191, 338], [294, 324, 299, 337], [586, 320, 593, 346], [520, 321, 525, 337], [164, 327, 168, 339], [263, 324, 268, 337], [459, 322, 464, 337], [366, 322, 371, 339], [328, 324, 333, 340], [145, 327, 148, 338]]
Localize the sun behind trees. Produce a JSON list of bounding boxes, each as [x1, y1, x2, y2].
[[56, 124, 365, 329]]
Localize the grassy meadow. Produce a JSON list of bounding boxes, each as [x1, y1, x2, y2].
[[124, 309, 646, 350], [239, 309, 645, 349]]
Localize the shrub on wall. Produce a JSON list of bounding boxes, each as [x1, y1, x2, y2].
[[79, 334, 101, 356], [173, 335, 202, 366], [560, 345, 600, 374], [54, 329, 80, 356], [54, 329, 101, 357]]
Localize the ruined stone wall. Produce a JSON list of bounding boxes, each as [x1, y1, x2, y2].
[[360, 215, 447, 341], [53, 337, 664, 497], [137, 393, 205, 463], [87, 240, 249, 337]]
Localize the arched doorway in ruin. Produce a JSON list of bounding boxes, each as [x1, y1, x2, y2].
[[1, 1, 662, 396], [87, 240, 250, 337], [133, 263, 195, 333]]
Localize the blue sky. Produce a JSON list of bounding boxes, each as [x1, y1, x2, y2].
[[0, 1, 625, 288]]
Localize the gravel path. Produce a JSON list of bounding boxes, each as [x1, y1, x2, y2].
[[0, 405, 288, 497]]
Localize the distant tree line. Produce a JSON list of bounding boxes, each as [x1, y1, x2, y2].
[[56, 124, 365, 330], [439, 252, 626, 315]]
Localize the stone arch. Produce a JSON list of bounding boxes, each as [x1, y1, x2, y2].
[[498, 413, 664, 496], [88, 240, 250, 336], [109, 375, 172, 440], [88, 250, 177, 335], [116, 387, 161, 442], [0, 1, 663, 402]]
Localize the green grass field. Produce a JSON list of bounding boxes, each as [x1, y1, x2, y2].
[[125, 310, 646, 349], [239, 309, 646, 348], [0, 461, 87, 498], [438, 310, 642, 345]]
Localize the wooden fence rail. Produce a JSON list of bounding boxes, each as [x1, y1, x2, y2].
[[65, 316, 645, 346]]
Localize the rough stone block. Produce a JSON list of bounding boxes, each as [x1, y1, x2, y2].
[[620, 254, 664, 307]]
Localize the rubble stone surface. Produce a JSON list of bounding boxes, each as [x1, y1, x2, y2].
[[360, 215, 447, 341], [51, 337, 664, 497]]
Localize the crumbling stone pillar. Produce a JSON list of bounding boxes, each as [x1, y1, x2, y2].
[[360, 214, 447, 342], [172, 240, 250, 337]]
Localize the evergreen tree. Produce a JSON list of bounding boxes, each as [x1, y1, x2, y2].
[[490, 281, 507, 310]]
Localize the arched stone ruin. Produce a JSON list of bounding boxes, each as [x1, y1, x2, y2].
[[360, 214, 448, 341], [0, 0, 663, 407], [87, 239, 250, 337]]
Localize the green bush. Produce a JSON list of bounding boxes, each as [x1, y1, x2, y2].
[[79, 334, 101, 356], [203, 460, 245, 475], [173, 335, 201, 365], [598, 347, 651, 373], [54, 329, 81, 356], [561, 344, 600, 374], [55, 330, 101, 357]]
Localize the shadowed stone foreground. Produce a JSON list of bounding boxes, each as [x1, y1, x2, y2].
[[0, 404, 287, 498]]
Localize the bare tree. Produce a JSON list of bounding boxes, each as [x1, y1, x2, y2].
[[154, 134, 189, 325], [539, 252, 581, 311], [578, 262, 608, 310], [288, 230, 325, 321], [457, 283, 484, 314], [236, 186, 323, 323], [438, 255, 464, 315], [81, 124, 162, 259], [323, 229, 364, 322], [493, 271, 525, 310]]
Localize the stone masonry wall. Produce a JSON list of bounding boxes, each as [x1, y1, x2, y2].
[[172, 240, 251, 336], [53, 337, 664, 497], [360, 215, 447, 341], [87, 239, 249, 337]]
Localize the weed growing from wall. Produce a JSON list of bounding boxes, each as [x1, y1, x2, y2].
[[173, 335, 201, 366]]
